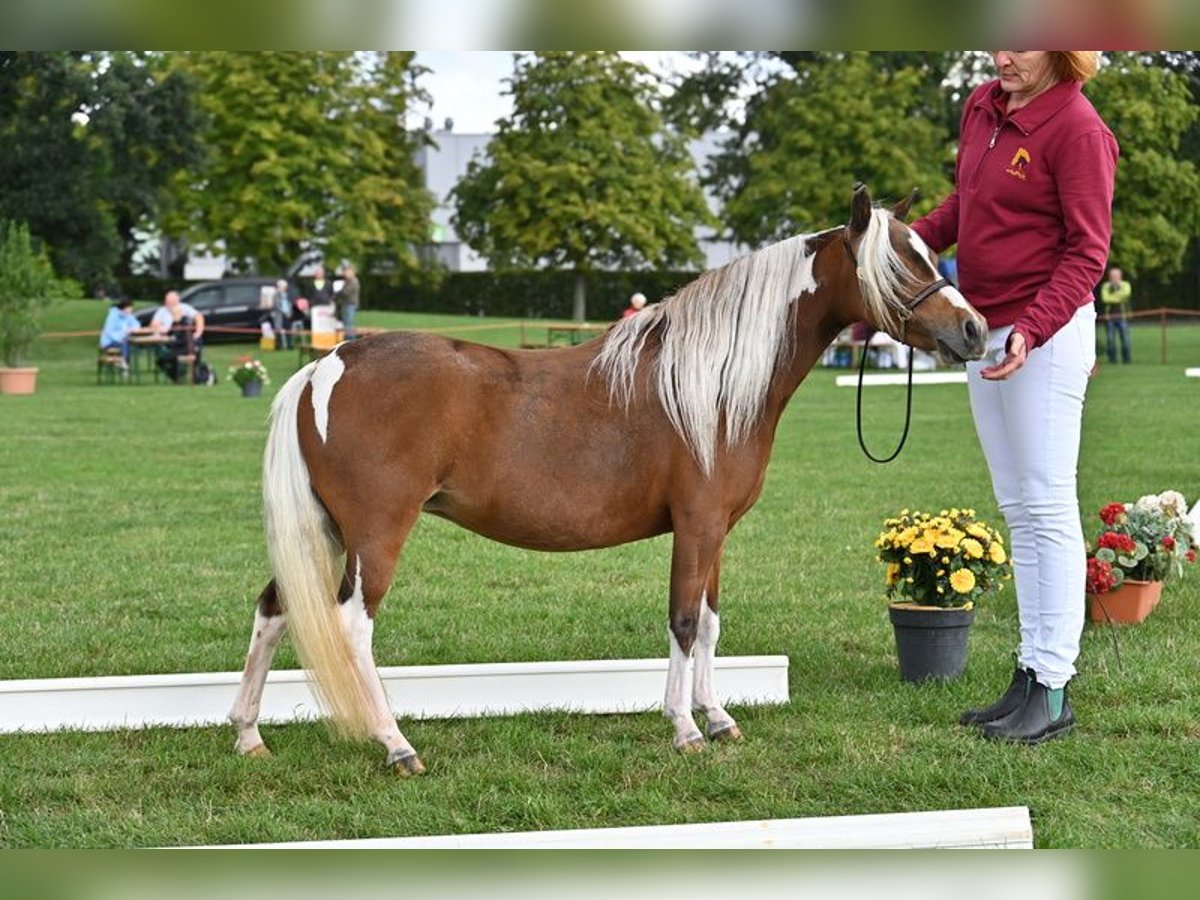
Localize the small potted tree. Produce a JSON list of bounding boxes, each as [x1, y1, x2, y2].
[[0, 221, 72, 395]]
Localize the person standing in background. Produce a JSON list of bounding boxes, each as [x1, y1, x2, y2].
[[621, 291, 648, 319], [336, 264, 361, 340], [1099, 266, 1133, 364], [912, 51, 1119, 745]]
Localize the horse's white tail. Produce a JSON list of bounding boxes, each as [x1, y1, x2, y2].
[[262, 364, 375, 739]]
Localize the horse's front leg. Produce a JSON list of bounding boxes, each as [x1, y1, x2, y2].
[[664, 527, 725, 753], [691, 559, 741, 742]]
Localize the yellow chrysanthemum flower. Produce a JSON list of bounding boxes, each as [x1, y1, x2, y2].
[[950, 569, 976, 593], [936, 528, 966, 550], [961, 538, 985, 559], [989, 542, 1007, 564], [885, 563, 901, 586]]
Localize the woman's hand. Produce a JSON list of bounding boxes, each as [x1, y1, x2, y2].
[[981, 331, 1027, 380]]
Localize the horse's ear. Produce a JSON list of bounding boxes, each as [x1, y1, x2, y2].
[[891, 188, 919, 222], [849, 182, 872, 234]]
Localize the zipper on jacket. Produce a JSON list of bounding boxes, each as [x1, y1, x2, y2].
[[969, 121, 1004, 190]]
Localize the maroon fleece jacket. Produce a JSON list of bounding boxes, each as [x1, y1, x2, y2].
[[913, 78, 1119, 351]]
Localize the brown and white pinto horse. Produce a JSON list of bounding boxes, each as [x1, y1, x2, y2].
[[228, 185, 987, 774]]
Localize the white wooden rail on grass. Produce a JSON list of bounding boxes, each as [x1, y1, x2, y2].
[[835, 371, 968, 387], [0, 656, 788, 734], [205, 805, 1033, 849], [1186, 367, 1200, 378]]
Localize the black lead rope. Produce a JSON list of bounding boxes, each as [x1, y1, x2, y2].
[[855, 337, 916, 464]]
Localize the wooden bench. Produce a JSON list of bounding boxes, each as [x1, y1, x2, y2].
[[96, 347, 127, 384]]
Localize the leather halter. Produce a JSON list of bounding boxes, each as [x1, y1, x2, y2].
[[842, 226, 951, 465], [842, 227, 952, 340]]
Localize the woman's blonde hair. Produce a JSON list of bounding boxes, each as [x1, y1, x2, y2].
[[1051, 52, 1101, 84]]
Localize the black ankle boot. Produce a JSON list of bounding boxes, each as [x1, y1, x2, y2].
[[980, 676, 1075, 745], [959, 665, 1032, 727]]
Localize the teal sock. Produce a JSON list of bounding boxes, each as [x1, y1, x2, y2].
[[1047, 687, 1065, 721]]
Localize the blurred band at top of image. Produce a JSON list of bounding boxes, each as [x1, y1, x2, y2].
[[1, 0, 1196, 48]]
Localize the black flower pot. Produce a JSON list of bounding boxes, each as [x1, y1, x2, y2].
[[240, 380, 263, 398], [888, 603, 975, 683]]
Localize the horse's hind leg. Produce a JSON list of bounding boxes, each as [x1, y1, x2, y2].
[[228, 581, 287, 757], [339, 537, 426, 776], [691, 562, 741, 742]]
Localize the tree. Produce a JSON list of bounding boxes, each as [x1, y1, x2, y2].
[[702, 52, 955, 246], [1088, 53, 1200, 282], [85, 52, 207, 278], [0, 52, 205, 288], [0, 52, 117, 287], [451, 52, 713, 321], [165, 51, 435, 277]]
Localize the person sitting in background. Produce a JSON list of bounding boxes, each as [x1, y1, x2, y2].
[[98, 298, 141, 370], [622, 291, 648, 318], [150, 290, 205, 383]]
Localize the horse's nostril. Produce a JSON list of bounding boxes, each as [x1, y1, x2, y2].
[[964, 318, 980, 344]]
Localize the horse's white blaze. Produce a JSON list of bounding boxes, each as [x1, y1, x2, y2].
[[310, 348, 346, 443], [907, 230, 973, 312], [906, 229, 940, 273], [942, 284, 973, 311]]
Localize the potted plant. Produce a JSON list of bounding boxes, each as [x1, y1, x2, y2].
[[228, 356, 270, 397], [0, 221, 72, 395], [1086, 491, 1197, 625], [875, 507, 1012, 682]]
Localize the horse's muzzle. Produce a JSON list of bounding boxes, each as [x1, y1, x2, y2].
[[936, 315, 987, 364]]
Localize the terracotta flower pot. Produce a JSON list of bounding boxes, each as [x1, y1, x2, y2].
[[1088, 578, 1162, 625], [888, 603, 975, 683], [0, 366, 39, 395]]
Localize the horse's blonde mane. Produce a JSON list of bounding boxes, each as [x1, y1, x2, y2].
[[855, 207, 922, 338], [592, 207, 906, 476]]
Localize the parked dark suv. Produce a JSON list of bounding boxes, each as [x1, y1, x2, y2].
[[134, 277, 277, 344]]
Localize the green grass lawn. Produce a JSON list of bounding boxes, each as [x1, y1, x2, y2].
[[1, 300, 1199, 847]]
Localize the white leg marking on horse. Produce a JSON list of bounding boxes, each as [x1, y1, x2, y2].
[[309, 348, 345, 443], [664, 627, 703, 750], [693, 601, 739, 740], [340, 556, 420, 767], [229, 607, 287, 755]]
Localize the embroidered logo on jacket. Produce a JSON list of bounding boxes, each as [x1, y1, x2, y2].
[[1006, 147, 1031, 181]]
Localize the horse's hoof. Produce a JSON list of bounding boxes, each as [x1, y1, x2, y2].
[[389, 752, 427, 777], [241, 743, 272, 758], [709, 724, 743, 743], [673, 734, 706, 754]]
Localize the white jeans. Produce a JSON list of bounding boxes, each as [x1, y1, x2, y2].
[[966, 305, 1095, 689]]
